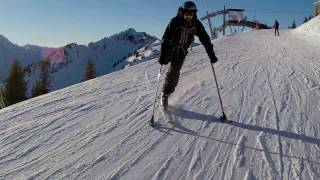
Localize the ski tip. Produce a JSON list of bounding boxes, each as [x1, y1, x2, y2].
[[220, 113, 227, 120]]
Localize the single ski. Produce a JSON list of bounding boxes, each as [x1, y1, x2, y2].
[[149, 108, 173, 128], [149, 99, 174, 128], [159, 106, 174, 127]]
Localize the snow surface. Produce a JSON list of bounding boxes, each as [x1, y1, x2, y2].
[[1, 28, 320, 179]]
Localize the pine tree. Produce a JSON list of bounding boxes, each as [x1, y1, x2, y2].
[[291, 20, 296, 29], [4, 60, 28, 106], [0, 85, 5, 109], [304, 17, 308, 23], [31, 61, 51, 97], [83, 59, 97, 81]]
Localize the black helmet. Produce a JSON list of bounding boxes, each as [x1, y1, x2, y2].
[[182, 1, 197, 13]]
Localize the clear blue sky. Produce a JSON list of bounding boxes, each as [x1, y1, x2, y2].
[[0, 0, 316, 47]]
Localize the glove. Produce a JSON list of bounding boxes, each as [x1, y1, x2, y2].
[[158, 54, 169, 65], [206, 44, 218, 63], [209, 54, 218, 63]]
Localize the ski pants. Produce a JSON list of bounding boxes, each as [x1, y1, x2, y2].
[[162, 48, 187, 95], [275, 28, 279, 36]]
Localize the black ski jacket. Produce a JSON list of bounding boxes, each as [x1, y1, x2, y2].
[[160, 8, 216, 62], [274, 21, 279, 29]]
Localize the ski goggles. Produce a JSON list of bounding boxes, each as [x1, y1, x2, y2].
[[184, 11, 195, 17]]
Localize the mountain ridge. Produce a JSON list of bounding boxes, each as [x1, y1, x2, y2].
[[0, 28, 159, 94]]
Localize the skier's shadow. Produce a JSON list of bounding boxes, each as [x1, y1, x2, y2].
[[173, 107, 320, 146], [162, 107, 320, 166], [155, 107, 222, 136]]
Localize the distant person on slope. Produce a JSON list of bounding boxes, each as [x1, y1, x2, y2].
[[273, 19, 280, 36], [158, 1, 218, 109]]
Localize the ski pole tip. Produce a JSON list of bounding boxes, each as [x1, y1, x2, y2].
[[221, 113, 227, 121]]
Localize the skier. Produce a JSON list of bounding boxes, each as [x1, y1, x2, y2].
[[273, 19, 280, 36], [158, 1, 218, 109]]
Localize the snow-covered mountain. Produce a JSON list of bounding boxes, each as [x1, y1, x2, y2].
[[0, 35, 45, 80], [1, 17, 320, 179], [0, 28, 159, 93]]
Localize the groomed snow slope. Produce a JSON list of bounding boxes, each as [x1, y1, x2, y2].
[[294, 15, 320, 43], [1, 29, 320, 179]]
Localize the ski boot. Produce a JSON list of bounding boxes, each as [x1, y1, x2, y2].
[[160, 93, 169, 110]]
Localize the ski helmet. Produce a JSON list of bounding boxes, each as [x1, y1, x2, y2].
[[182, 1, 197, 13]]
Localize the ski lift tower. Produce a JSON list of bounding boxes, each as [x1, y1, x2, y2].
[[201, 9, 227, 39], [200, 8, 244, 39]]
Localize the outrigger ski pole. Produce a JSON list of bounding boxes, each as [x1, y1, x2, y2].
[[149, 65, 163, 127], [210, 63, 229, 122]]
